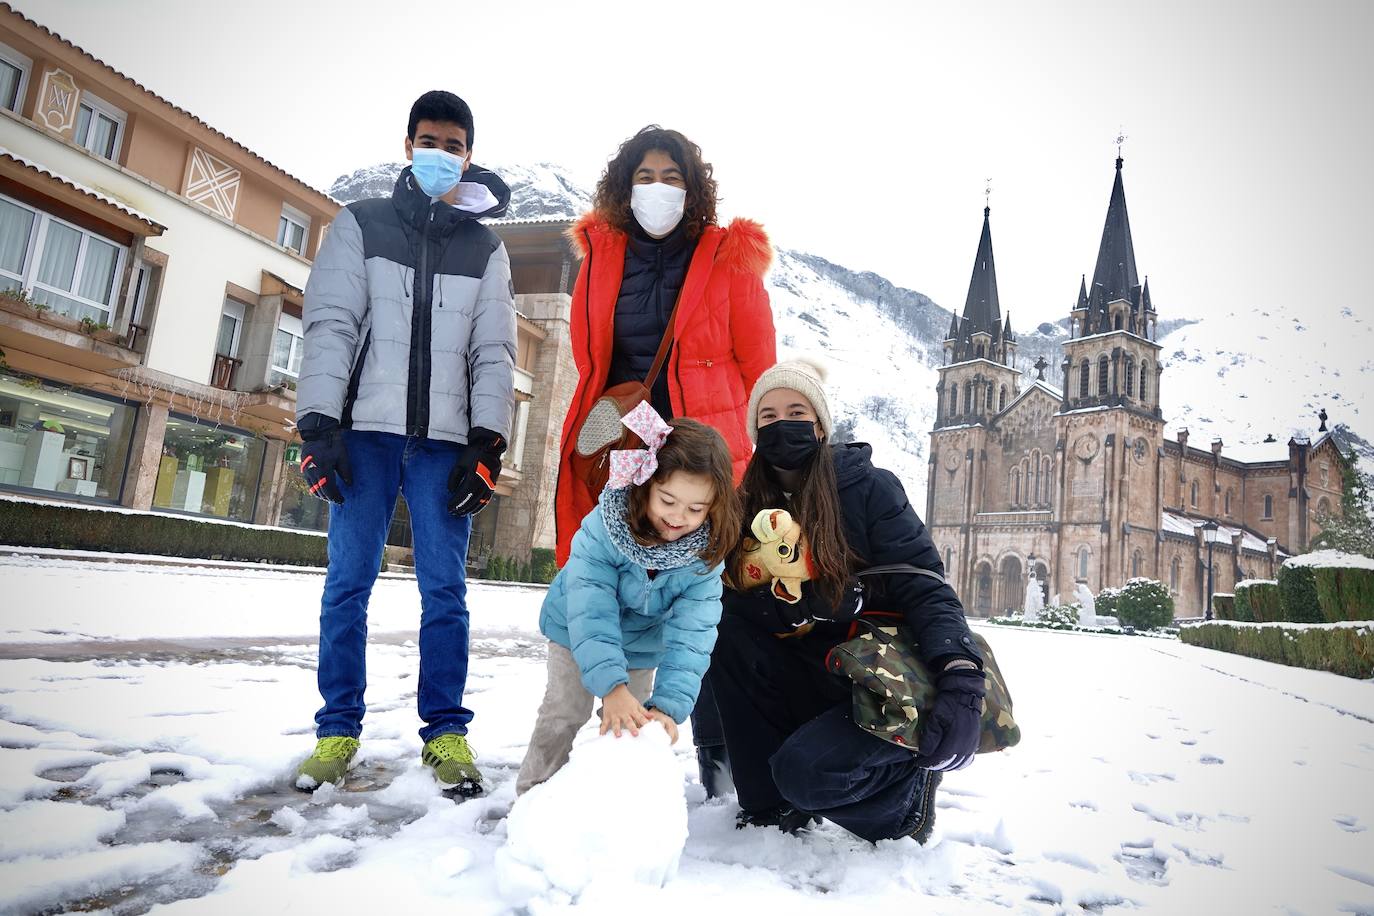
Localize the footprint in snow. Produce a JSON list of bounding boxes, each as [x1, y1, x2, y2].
[[1128, 770, 1177, 785], [1199, 755, 1224, 765], [1333, 815, 1366, 833], [1179, 738, 1198, 746], [1069, 800, 1098, 811]]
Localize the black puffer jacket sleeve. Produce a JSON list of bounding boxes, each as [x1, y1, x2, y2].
[[860, 467, 983, 669]]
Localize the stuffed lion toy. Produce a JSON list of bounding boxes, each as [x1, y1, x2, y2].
[[736, 508, 814, 604]]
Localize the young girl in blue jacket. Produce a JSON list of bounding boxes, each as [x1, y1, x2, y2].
[[515, 404, 741, 795]]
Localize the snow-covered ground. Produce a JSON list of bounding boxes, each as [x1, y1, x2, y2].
[[2, 555, 1373, 914]]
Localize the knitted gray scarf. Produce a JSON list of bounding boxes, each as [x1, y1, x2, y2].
[[599, 485, 711, 571]]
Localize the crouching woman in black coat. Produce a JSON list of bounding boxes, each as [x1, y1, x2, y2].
[[706, 357, 985, 844]]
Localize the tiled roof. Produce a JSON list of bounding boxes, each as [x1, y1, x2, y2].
[[1, 146, 164, 230], [2, 3, 338, 207]]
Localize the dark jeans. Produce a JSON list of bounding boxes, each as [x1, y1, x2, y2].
[[707, 613, 934, 842], [315, 430, 474, 743], [689, 674, 725, 748]]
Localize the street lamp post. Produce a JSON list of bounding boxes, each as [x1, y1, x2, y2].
[[1202, 520, 1219, 620]]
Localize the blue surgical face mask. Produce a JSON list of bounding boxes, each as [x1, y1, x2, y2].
[[410, 147, 465, 198]]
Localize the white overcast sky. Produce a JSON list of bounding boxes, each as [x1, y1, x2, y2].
[[19, 0, 1374, 333]]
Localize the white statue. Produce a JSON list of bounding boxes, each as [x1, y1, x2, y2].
[[1073, 582, 1096, 626], [1023, 574, 1044, 622]]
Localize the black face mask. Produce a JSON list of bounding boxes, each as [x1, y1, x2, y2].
[[756, 420, 821, 471]]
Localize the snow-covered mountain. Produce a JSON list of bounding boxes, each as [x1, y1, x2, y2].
[[328, 162, 1374, 507]]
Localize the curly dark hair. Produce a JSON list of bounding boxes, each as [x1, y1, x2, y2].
[[593, 126, 718, 239]]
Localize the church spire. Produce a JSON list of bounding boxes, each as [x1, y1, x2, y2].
[[959, 205, 1001, 339], [1087, 156, 1141, 323]]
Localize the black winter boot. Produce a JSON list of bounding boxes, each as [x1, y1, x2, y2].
[[696, 744, 735, 799], [906, 770, 943, 846], [735, 804, 820, 834]]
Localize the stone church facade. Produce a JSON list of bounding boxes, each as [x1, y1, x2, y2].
[[925, 157, 1345, 618]]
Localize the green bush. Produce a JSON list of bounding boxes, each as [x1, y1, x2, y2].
[[1114, 578, 1176, 630], [531, 547, 558, 584], [1040, 604, 1081, 629], [0, 498, 327, 565], [1307, 564, 1374, 623], [1236, 580, 1280, 622], [1094, 586, 1120, 619], [1278, 564, 1323, 623], [1212, 594, 1235, 621], [1181, 621, 1374, 679]]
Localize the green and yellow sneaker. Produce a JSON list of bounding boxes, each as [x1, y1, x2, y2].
[[422, 734, 483, 796], [294, 736, 360, 791]]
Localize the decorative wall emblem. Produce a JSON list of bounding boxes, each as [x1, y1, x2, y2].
[[37, 68, 79, 136], [943, 449, 963, 472], [1074, 434, 1099, 462], [185, 147, 241, 219], [1133, 437, 1149, 464]]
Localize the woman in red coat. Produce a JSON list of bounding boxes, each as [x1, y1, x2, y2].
[[555, 126, 776, 566]]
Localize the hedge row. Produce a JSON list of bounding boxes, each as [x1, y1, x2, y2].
[[0, 498, 328, 566], [1212, 594, 1235, 620], [1181, 621, 1374, 679], [1312, 566, 1374, 622], [1235, 580, 1282, 623]]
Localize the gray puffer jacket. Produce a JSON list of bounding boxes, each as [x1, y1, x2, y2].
[[296, 165, 516, 444]]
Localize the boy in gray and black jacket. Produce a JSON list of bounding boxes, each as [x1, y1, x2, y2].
[[292, 90, 515, 796]]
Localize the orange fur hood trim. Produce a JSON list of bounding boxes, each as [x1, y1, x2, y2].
[[567, 213, 772, 277]]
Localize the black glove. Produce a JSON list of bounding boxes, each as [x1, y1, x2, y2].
[[914, 665, 986, 772], [448, 427, 506, 517], [796, 576, 867, 622], [297, 413, 352, 505]]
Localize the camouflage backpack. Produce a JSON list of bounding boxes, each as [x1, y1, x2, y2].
[[825, 565, 1021, 755]]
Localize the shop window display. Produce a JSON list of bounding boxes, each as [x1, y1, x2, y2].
[[0, 371, 135, 501], [153, 416, 265, 521]]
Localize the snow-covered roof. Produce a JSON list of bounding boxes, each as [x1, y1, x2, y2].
[[1161, 511, 1275, 554], [1000, 379, 1062, 416], [1, 147, 164, 231], [1284, 550, 1374, 571]]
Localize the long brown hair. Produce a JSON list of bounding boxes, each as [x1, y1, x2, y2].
[[626, 418, 741, 569], [593, 126, 718, 239], [730, 438, 858, 605]]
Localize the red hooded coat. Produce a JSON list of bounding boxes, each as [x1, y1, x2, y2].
[[554, 214, 777, 565]]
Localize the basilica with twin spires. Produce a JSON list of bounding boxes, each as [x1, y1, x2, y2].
[[925, 156, 1345, 618]]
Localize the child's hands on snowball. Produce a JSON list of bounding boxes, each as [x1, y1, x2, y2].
[[600, 684, 649, 737], [645, 708, 679, 744]]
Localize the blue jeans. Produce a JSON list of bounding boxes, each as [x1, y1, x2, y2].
[[315, 430, 474, 743]]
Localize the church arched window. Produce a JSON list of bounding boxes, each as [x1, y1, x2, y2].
[[1132, 549, 1143, 578], [1097, 355, 1110, 396], [1078, 546, 1091, 580], [976, 343, 985, 359], [1079, 360, 1090, 398], [1191, 480, 1199, 507], [1263, 494, 1274, 519], [999, 386, 1007, 412], [1170, 557, 1181, 592], [965, 381, 973, 413], [1317, 496, 1332, 518], [950, 385, 958, 415], [1013, 469, 1021, 505], [1140, 362, 1149, 403], [1224, 489, 1232, 515], [1114, 313, 1123, 330], [986, 383, 994, 410], [1124, 355, 1135, 397], [1041, 457, 1054, 506]]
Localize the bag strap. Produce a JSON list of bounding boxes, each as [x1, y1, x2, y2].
[[644, 292, 683, 390], [854, 563, 950, 586]]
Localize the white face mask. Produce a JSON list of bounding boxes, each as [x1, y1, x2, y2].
[[631, 182, 687, 238]]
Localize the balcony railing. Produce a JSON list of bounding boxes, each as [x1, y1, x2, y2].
[[211, 353, 241, 389]]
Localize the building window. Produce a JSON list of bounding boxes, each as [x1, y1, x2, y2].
[[1124, 355, 1135, 397], [949, 385, 958, 415], [1, 194, 126, 324], [964, 381, 972, 413], [1078, 547, 1091, 580], [270, 314, 305, 388], [0, 41, 32, 114], [1079, 359, 1090, 398], [999, 386, 1007, 412], [1140, 362, 1149, 403], [1317, 496, 1332, 518], [1097, 355, 1110, 396], [1170, 557, 1180, 592], [985, 382, 994, 410], [75, 92, 125, 161], [1012, 468, 1021, 505], [1190, 480, 1199, 507], [154, 415, 266, 521], [277, 205, 311, 256], [1132, 549, 1143, 578], [944, 547, 953, 574], [1263, 494, 1273, 519], [1041, 457, 1053, 506], [1320, 464, 1328, 485], [217, 300, 245, 359], [0, 371, 137, 501], [1223, 488, 1232, 515]]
